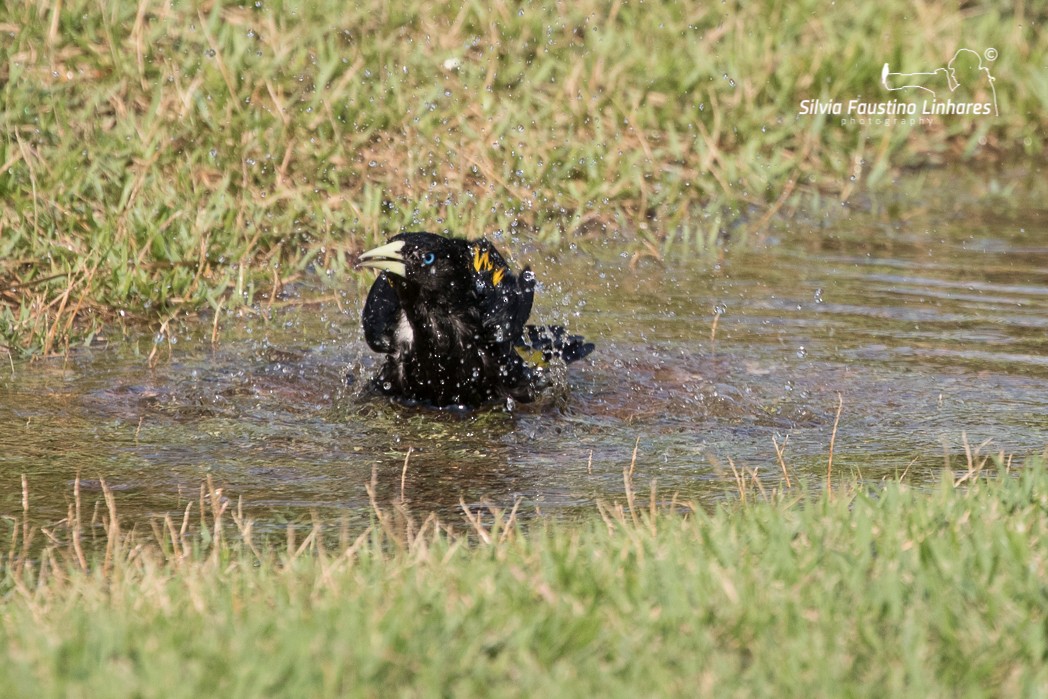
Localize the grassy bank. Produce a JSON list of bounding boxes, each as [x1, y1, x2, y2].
[[1, 0, 1046, 356], [1, 466, 1046, 697]]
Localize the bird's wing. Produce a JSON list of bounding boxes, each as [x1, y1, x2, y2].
[[520, 324, 595, 364], [362, 272, 402, 353], [512, 268, 535, 333], [478, 266, 534, 346]]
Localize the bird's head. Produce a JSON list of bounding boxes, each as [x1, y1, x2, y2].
[[358, 232, 510, 297]]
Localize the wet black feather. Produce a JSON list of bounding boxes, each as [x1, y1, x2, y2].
[[359, 232, 594, 408]]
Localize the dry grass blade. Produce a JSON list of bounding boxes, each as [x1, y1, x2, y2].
[[623, 436, 641, 527], [100, 478, 120, 577], [953, 433, 997, 487], [827, 392, 843, 496], [72, 472, 87, 571], [400, 447, 413, 502], [772, 434, 792, 488], [459, 498, 492, 545], [727, 456, 746, 503]]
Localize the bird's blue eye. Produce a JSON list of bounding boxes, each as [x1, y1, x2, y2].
[[422, 252, 436, 266]]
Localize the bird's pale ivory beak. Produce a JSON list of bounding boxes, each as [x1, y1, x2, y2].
[[357, 240, 407, 278]]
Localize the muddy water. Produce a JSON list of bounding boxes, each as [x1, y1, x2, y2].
[[2, 198, 1047, 529]]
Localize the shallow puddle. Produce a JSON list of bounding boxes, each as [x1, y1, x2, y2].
[[2, 183, 1047, 530]]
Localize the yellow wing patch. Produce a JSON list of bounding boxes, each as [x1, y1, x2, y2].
[[472, 246, 492, 273], [514, 346, 548, 366], [472, 245, 507, 286]]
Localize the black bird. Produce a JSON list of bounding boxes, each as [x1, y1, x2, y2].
[[357, 232, 594, 408]]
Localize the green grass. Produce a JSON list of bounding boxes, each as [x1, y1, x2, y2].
[[1, 464, 1046, 697], [1, 0, 1047, 356]]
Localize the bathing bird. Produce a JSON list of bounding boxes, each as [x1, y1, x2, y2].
[[357, 232, 594, 408]]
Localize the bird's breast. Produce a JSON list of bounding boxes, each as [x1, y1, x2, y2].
[[394, 312, 414, 351]]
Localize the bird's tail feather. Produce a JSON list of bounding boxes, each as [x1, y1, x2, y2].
[[518, 325, 595, 365]]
